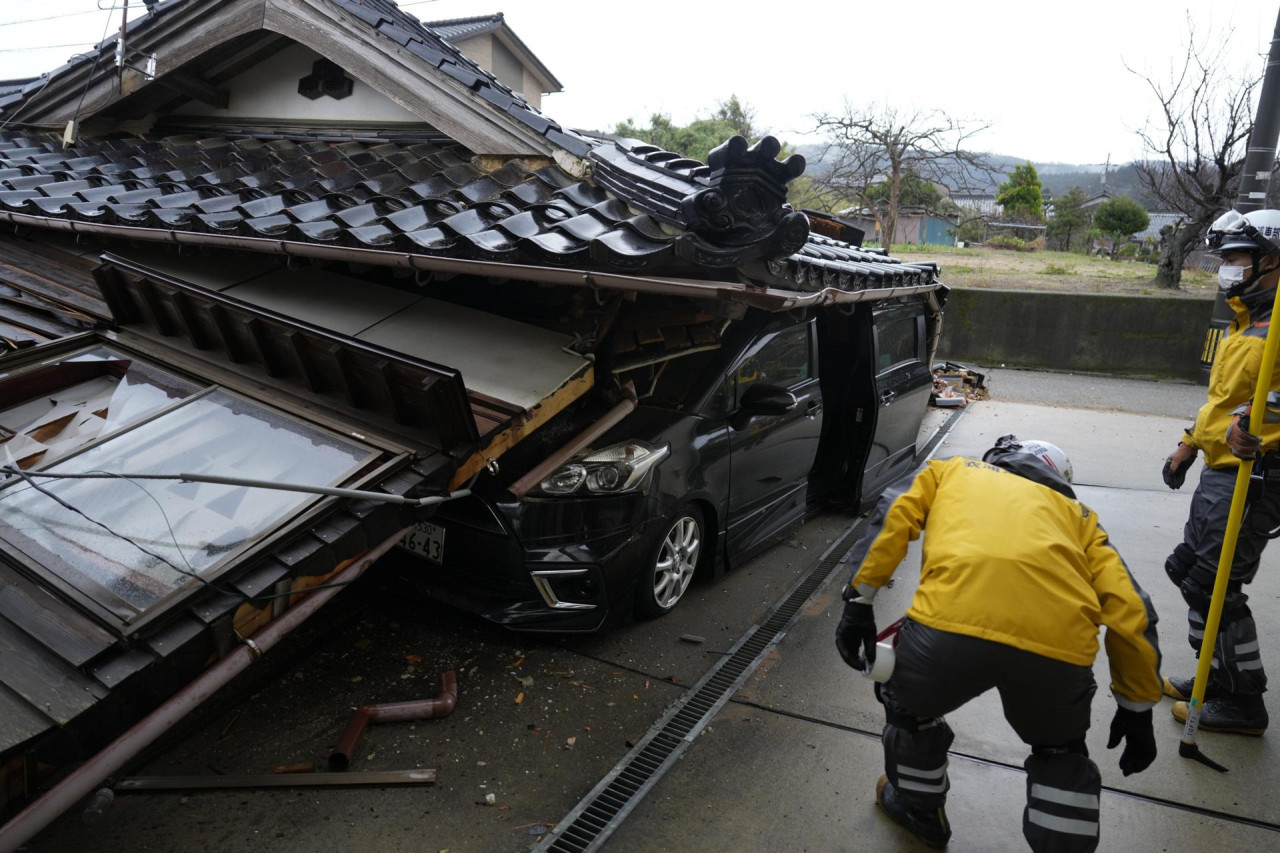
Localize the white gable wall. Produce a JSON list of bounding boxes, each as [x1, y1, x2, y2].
[[172, 42, 424, 123]]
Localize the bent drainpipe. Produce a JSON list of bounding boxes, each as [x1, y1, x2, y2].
[[328, 670, 458, 771], [508, 383, 638, 499], [0, 525, 413, 853]]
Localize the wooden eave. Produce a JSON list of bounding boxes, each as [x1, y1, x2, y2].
[[12, 0, 266, 130], [264, 0, 552, 155], [14, 0, 555, 156]]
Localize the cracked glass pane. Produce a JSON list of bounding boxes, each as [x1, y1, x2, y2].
[[0, 389, 373, 621], [0, 347, 197, 471]]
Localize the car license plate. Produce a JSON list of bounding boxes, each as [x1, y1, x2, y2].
[[400, 521, 446, 564]]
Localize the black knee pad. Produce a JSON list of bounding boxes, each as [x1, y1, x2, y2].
[[1180, 575, 1211, 615], [1165, 543, 1195, 586]]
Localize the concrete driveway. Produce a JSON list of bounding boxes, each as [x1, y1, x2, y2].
[[23, 368, 1280, 852]]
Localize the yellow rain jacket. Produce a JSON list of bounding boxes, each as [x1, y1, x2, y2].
[[1186, 290, 1280, 469], [848, 456, 1163, 708]]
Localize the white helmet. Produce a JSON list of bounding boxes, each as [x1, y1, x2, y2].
[[1017, 439, 1073, 484], [1206, 209, 1280, 298], [1206, 208, 1280, 255], [982, 434, 1074, 493]]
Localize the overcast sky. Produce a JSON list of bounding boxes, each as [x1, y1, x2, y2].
[[0, 0, 1275, 165]]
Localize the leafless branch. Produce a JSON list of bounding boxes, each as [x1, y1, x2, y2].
[[807, 102, 994, 246], [1127, 15, 1260, 285]]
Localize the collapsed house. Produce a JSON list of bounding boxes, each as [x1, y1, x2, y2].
[[0, 0, 946, 840]]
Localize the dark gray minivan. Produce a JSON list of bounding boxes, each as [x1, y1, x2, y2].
[[397, 291, 940, 633]]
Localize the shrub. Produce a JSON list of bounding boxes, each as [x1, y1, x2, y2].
[[986, 234, 1039, 252], [1040, 263, 1077, 275]]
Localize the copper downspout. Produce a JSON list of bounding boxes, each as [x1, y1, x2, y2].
[[328, 670, 458, 771], [508, 383, 638, 499], [0, 525, 413, 853]]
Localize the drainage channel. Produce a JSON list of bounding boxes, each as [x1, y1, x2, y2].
[[533, 528, 861, 853], [533, 403, 971, 853]]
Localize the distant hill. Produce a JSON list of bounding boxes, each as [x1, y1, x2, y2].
[[792, 144, 1156, 208]]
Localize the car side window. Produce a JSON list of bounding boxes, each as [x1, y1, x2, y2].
[[736, 324, 812, 396], [875, 312, 920, 373]]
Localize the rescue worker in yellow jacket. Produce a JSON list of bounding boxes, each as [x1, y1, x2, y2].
[[836, 436, 1162, 851], [1160, 208, 1280, 736]]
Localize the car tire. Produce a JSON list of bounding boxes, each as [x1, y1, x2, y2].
[[634, 504, 705, 620]]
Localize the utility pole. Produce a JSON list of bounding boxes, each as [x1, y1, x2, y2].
[[1237, 7, 1280, 212], [1201, 7, 1280, 383]]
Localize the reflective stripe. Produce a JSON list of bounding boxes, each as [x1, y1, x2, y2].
[[898, 761, 948, 780], [1190, 628, 1205, 640], [1030, 784, 1099, 810], [1238, 659, 1265, 671], [1236, 640, 1260, 654], [1189, 610, 1205, 624], [897, 777, 949, 794], [1028, 809, 1099, 837]]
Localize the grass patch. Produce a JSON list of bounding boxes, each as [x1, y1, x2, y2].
[[1039, 263, 1077, 276]]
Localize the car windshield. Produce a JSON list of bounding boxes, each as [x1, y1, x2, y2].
[[636, 347, 726, 410]]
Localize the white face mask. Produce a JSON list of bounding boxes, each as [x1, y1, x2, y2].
[[1218, 264, 1251, 294]]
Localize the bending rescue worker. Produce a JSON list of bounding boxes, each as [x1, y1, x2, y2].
[[836, 436, 1162, 851], [1161, 208, 1280, 736]]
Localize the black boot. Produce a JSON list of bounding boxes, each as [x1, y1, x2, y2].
[[1163, 675, 1222, 702], [876, 775, 952, 848], [1171, 693, 1268, 735]]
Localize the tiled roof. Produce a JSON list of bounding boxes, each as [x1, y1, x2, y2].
[[425, 13, 505, 43], [327, 0, 586, 152], [0, 79, 35, 98], [1133, 211, 1185, 242], [0, 0, 589, 159], [0, 131, 941, 294], [422, 12, 564, 92]]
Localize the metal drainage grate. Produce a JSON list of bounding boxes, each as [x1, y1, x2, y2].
[[534, 528, 862, 853]]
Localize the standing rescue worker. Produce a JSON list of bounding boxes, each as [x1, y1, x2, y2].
[[836, 436, 1162, 851], [1161, 208, 1280, 735]]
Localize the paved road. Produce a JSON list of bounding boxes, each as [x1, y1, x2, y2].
[[25, 369, 1280, 853]]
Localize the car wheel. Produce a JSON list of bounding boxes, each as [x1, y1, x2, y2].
[[635, 505, 705, 620]]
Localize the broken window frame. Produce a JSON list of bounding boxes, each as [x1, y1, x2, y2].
[[0, 345, 203, 470], [0, 338, 388, 635]]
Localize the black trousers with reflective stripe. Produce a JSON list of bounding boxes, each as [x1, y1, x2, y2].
[[1170, 464, 1273, 694], [880, 619, 1101, 852]]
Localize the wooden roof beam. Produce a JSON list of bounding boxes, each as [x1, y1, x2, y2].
[[149, 71, 229, 110]]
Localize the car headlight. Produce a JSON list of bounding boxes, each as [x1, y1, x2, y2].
[[534, 441, 670, 496]]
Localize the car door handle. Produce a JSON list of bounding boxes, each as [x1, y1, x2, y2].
[[880, 389, 896, 405], [805, 400, 822, 419]]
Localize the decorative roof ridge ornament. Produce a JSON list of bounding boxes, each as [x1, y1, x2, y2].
[[680, 135, 809, 262], [588, 135, 809, 268]]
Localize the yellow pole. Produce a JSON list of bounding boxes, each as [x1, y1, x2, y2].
[[1182, 281, 1280, 754]]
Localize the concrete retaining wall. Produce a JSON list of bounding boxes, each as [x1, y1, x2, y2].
[[937, 287, 1215, 381]]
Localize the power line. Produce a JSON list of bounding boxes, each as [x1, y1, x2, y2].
[[0, 43, 98, 53], [0, 10, 101, 27]]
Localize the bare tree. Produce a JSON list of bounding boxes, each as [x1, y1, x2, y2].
[[809, 103, 993, 248], [1132, 24, 1259, 287]]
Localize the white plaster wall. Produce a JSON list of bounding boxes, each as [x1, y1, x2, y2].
[[171, 42, 423, 123]]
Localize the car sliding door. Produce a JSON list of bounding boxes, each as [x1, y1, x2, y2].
[[861, 301, 932, 499]]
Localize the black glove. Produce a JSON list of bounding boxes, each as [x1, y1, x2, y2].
[[1162, 443, 1196, 490], [1106, 707, 1156, 776], [1226, 413, 1262, 460], [835, 600, 877, 672]]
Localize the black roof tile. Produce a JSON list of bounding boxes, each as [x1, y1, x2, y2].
[[0, 130, 939, 294]]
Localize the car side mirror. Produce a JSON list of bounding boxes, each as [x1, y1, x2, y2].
[[739, 382, 797, 415]]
